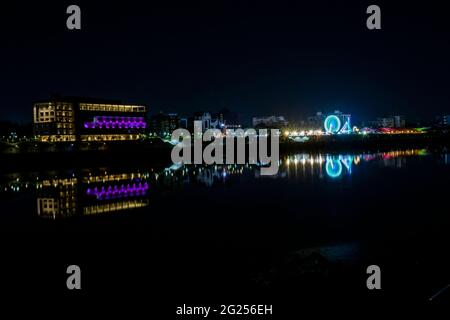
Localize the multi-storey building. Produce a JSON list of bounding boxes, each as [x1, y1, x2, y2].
[[252, 116, 288, 128], [33, 97, 147, 142], [33, 101, 76, 142], [376, 115, 406, 128], [376, 117, 395, 128], [150, 112, 180, 138]]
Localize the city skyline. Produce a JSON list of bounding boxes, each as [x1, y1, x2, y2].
[[1, 1, 450, 124], [0, 97, 445, 130], [0, 1, 449, 306]]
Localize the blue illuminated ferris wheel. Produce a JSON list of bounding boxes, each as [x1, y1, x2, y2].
[[324, 115, 341, 134], [324, 114, 352, 134]]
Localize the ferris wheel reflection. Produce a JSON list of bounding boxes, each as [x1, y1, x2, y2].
[[325, 155, 354, 178]]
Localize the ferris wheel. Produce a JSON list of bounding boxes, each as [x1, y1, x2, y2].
[[324, 114, 352, 134]]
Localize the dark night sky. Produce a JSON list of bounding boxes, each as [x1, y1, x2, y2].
[[0, 0, 449, 124]]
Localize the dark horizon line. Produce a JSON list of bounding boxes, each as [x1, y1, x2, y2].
[[0, 112, 446, 126]]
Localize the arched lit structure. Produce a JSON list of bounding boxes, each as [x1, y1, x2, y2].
[[325, 159, 343, 178], [324, 114, 352, 134], [324, 115, 341, 134]]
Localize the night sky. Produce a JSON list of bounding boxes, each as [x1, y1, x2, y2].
[[1, 0, 449, 124]]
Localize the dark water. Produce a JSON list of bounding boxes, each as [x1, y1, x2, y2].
[[1, 148, 449, 304]]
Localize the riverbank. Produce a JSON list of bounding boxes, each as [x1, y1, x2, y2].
[[280, 132, 450, 153], [1, 133, 449, 171]]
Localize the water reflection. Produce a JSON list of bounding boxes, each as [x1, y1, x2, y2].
[[36, 171, 151, 219], [278, 149, 431, 179], [326, 158, 344, 178], [0, 149, 446, 219]]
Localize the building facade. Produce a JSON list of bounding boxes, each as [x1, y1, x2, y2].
[[33, 101, 76, 142], [215, 108, 241, 129], [393, 115, 406, 128], [150, 112, 180, 138], [33, 97, 147, 142], [377, 117, 395, 128], [376, 115, 406, 128], [252, 116, 288, 128], [192, 111, 214, 131]]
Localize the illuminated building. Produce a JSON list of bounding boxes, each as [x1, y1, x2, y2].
[[191, 112, 212, 131], [393, 115, 406, 128], [376, 115, 405, 128], [150, 112, 180, 138], [377, 117, 394, 128], [252, 116, 288, 128], [214, 108, 241, 130], [33, 102, 76, 142], [187, 110, 240, 132], [33, 97, 147, 142], [188, 111, 223, 131], [189, 111, 217, 131]]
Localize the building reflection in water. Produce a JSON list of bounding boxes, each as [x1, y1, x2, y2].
[[36, 177, 77, 218], [0, 149, 434, 219], [36, 171, 150, 219]]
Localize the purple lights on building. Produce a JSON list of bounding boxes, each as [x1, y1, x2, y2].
[[86, 182, 149, 200], [84, 116, 147, 129]]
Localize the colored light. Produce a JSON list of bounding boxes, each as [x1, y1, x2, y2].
[[86, 182, 149, 200], [324, 115, 341, 134], [326, 159, 343, 178], [83, 116, 147, 129]]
